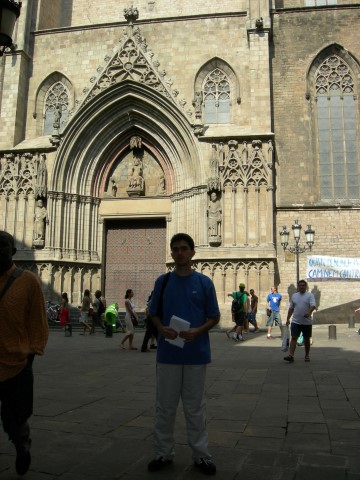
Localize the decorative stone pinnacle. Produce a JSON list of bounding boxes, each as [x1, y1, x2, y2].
[[124, 5, 139, 24]]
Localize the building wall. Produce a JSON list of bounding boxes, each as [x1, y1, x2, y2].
[[272, 7, 360, 206], [0, 0, 359, 325], [272, 4, 360, 321]]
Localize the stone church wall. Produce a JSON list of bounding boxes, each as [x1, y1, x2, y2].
[[272, 7, 359, 206], [26, 14, 270, 143], [272, 5, 360, 322], [1, 1, 359, 324]]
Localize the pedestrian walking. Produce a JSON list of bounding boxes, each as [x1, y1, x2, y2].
[[266, 286, 282, 339], [248, 289, 260, 332], [0, 231, 48, 475], [92, 290, 106, 333], [119, 289, 139, 350], [284, 279, 316, 363], [227, 283, 248, 341], [59, 292, 70, 333], [147, 233, 220, 475], [141, 291, 158, 352], [80, 289, 92, 335]]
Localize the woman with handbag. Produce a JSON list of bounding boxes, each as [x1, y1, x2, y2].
[[119, 289, 139, 350]]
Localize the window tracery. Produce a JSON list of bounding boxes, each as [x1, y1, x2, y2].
[[203, 68, 230, 124], [315, 55, 358, 201], [43, 82, 69, 134]]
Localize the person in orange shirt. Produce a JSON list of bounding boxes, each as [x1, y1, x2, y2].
[[0, 231, 48, 475]]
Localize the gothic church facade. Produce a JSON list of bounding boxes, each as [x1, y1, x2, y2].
[[0, 0, 359, 323]]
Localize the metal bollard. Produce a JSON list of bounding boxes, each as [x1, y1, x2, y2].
[[348, 314, 355, 328], [328, 325, 337, 340]]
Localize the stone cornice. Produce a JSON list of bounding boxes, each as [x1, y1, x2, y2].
[[171, 185, 207, 202], [272, 5, 360, 15], [197, 132, 275, 143], [277, 204, 360, 211], [32, 11, 248, 36]]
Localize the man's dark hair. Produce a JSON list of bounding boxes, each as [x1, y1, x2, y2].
[[170, 233, 195, 251], [298, 279, 307, 286], [0, 231, 15, 249]]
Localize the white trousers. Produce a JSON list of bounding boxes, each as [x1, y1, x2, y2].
[[154, 363, 211, 461]]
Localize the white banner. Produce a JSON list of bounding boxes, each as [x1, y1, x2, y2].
[[307, 255, 360, 280]]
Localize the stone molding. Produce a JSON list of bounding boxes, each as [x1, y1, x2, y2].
[[75, 12, 187, 118]]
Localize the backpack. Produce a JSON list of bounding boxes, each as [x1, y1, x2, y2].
[[98, 299, 105, 314], [231, 292, 245, 314]]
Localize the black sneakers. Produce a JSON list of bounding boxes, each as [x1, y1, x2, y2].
[[147, 456, 172, 472], [195, 458, 217, 475], [284, 355, 294, 363], [148, 456, 216, 475]]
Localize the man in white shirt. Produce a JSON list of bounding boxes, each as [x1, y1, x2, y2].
[[284, 279, 316, 363]]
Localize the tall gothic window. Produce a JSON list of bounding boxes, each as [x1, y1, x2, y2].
[[315, 55, 358, 201], [203, 69, 231, 124], [43, 82, 69, 134]]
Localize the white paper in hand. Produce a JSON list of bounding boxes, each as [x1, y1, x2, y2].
[[165, 315, 191, 348]]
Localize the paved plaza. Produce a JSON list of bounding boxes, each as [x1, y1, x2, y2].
[[0, 324, 359, 480]]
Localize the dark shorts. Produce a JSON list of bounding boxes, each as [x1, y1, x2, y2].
[[290, 323, 312, 339], [248, 312, 257, 326], [234, 311, 246, 327]]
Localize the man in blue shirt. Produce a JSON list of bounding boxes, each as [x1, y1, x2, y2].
[[147, 233, 220, 476], [266, 286, 282, 339]]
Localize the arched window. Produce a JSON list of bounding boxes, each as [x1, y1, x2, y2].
[[203, 68, 230, 124], [43, 82, 70, 134], [315, 55, 358, 201]]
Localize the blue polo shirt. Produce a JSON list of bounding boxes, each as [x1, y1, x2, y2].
[[149, 271, 220, 365]]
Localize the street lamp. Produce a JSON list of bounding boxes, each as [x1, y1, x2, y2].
[[280, 219, 315, 285], [0, 0, 22, 56]]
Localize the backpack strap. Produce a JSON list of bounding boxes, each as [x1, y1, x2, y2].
[[236, 292, 244, 302], [0, 267, 23, 304], [157, 272, 171, 321]]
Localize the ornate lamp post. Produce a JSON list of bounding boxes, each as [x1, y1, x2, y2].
[[280, 220, 315, 285], [0, 0, 22, 56]]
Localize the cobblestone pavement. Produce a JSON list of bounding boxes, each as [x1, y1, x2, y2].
[[0, 324, 359, 479]]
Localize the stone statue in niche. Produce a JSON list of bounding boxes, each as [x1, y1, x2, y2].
[[192, 91, 203, 115], [127, 157, 144, 196], [207, 144, 221, 192], [157, 174, 166, 195], [128, 157, 144, 188], [127, 135, 145, 196], [53, 103, 62, 131], [33, 199, 49, 248], [207, 192, 222, 246], [35, 153, 47, 198], [111, 177, 117, 197]]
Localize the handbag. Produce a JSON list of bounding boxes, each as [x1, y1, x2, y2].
[[131, 314, 138, 327], [88, 307, 93, 317], [281, 326, 290, 352]]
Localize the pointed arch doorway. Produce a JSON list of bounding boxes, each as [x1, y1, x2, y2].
[[104, 218, 167, 311]]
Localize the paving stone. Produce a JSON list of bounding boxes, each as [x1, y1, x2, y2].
[[0, 327, 358, 479]]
